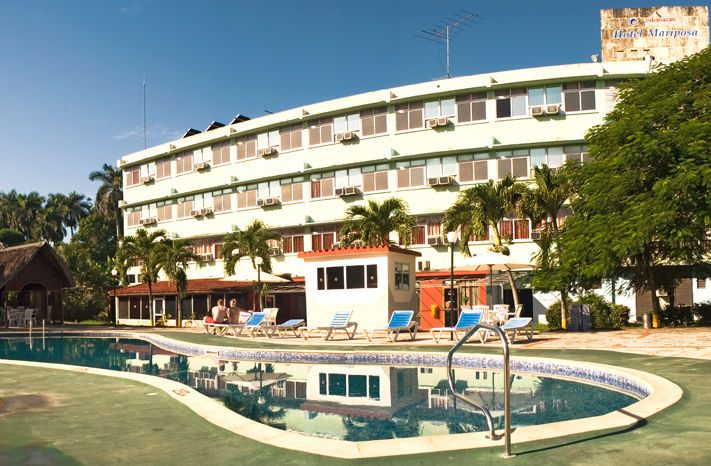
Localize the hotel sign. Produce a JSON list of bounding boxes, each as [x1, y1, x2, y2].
[[601, 6, 709, 62]]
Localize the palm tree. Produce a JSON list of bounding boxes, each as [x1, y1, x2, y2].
[[0, 190, 19, 230], [30, 202, 66, 245], [443, 175, 526, 308], [339, 197, 416, 247], [15, 192, 45, 239], [89, 164, 123, 240], [518, 165, 573, 329], [157, 238, 202, 327], [116, 228, 168, 326], [61, 191, 92, 234]]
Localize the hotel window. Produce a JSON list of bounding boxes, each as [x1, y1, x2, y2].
[[279, 124, 302, 151], [212, 189, 232, 213], [333, 113, 360, 136], [125, 167, 140, 187], [530, 147, 565, 170], [697, 279, 707, 289], [495, 88, 527, 118], [499, 217, 531, 240], [458, 154, 489, 182], [360, 106, 387, 136], [424, 98, 455, 120], [176, 196, 194, 218], [564, 145, 591, 163], [312, 230, 336, 251], [236, 135, 257, 160], [563, 81, 596, 112], [361, 164, 389, 193], [257, 129, 280, 150], [214, 242, 223, 260], [326, 266, 344, 289], [528, 85, 562, 107], [282, 234, 305, 254], [411, 225, 426, 245], [175, 151, 194, 174], [310, 173, 335, 199], [126, 208, 141, 227], [346, 265, 366, 289], [211, 141, 231, 165], [280, 178, 304, 203], [394, 263, 410, 290], [156, 202, 173, 222], [396, 161, 426, 188], [456, 92, 487, 122], [236, 187, 258, 209], [155, 157, 171, 179], [395, 101, 424, 130], [497, 150, 529, 179], [308, 117, 333, 145]]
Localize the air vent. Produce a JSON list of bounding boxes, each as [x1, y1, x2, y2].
[[530, 106, 545, 117], [257, 146, 278, 157], [268, 247, 282, 257], [427, 236, 443, 246]]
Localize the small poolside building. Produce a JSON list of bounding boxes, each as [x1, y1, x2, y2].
[[298, 245, 420, 329]]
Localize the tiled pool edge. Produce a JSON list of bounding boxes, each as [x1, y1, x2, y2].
[[0, 331, 683, 459]]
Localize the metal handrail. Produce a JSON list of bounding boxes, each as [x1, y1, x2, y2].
[[446, 323, 515, 459]]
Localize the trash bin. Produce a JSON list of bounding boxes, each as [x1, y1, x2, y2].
[[642, 313, 651, 329]]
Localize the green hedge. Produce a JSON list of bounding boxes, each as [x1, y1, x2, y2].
[[545, 293, 630, 330], [659, 302, 711, 327]]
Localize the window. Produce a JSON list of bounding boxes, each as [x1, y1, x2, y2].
[[348, 375, 367, 397], [279, 124, 302, 151], [280, 179, 304, 203], [328, 373, 347, 396], [424, 98, 455, 121], [308, 117, 333, 145], [326, 266, 344, 289], [361, 165, 389, 192], [369, 375, 380, 399], [333, 114, 360, 135], [367, 264, 378, 288], [126, 208, 141, 227], [458, 154, 489, 182], [175, 151, 193, 174], [346, 265, 365, 289], [395, 101, 424, 130], [394, 263, 410, 290], [360, 106, 387, 136], [456, 92, 487, 122], [236, 135, 257, 160], [257, 130, 279, 150], [125, 167, 140, 187], [528, 85, 562, 107], [282, 234, 304, 254], [317, 268, 325, 290], [211, 141, 230, 165], [564, 145, 591, 163], [310, 174, 335, 199], [499, 218, 531, 240], [411, 225, 426, 245], [697, 278, 707, 289], [396, 161, 426, 188], [212, 189, 232, 213], [497, 150, 529, 178], [563, 81, 596, 112], [312, 230, 336, 251], [236, 188, 258, 209], [155, 157, 171, 179], [176, 197, 194, 218], [156, 202, 172, 221], [495, 88, 527, 118]]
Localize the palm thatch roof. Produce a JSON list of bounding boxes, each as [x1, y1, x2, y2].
[[0, 241, 75, 291]]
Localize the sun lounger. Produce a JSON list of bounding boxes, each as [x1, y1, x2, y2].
[[500, 317, 533, 342], [363, 310, 417, 342], [430, 310, 486, 344], [300, 310, 358, 340], [272, 319, 305, 338], [202, 319, 230, 335], [228, 311, 268, 337]]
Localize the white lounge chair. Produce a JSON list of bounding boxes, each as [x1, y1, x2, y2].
[[272, 319, 306, 338], [300, 310, 358, 340], [500, 317, 533, 343], [363, 310, 417, 342], [430, 310, 486, 344]]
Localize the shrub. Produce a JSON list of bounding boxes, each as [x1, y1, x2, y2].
[[610, 304, 630, 329], [693, 302, 711, 325], [660, 302, 711, 327], [545, 293, 630, 330], [545, 300, 563, 329]]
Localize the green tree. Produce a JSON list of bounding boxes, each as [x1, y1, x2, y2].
[[0, 228, 24, 247], [59, 191, 92, 234], [560, 48, 711, 323], [89, 164, 124, 240], [443, 175, 526, 308], [116, 228, 168, 326], [339, 197, 416, 247], [158, 238, 202, 327], [56, 242, 112, 321], [71, 211, 117, 265]]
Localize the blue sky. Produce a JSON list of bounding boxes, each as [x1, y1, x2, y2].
[[0, 1, 707, 201]]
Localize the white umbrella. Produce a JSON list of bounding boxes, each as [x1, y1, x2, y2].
[[459, 251, 535, 308], [221, 269, 289, 283]]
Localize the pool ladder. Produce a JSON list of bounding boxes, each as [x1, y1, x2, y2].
[[447, 323, 514, 459]]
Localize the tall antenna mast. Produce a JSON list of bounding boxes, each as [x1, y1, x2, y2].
[[416, 10, 483, 78], [143, 75, 147, 150]]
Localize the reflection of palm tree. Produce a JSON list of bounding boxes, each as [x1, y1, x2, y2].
[[222, 385, 285, 427], [343, 407, 423, 441]]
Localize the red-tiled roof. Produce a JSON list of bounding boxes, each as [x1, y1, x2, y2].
[[298, 244, 421, 259], [109, 278, 253, 296]]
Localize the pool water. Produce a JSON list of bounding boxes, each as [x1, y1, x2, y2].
[[0, 336, 638, 441]]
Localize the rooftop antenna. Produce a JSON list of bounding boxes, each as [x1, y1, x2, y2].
[[415, 10, 483, 78], [143, 75, 147, 150]]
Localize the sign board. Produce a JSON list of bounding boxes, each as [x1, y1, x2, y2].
[[569, 304, 592, 332], [601, 6, 710, 62]]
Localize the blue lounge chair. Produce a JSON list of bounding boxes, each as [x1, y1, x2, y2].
[[272, 319, 305, 338], [228, 311, 268, 337], [300, 310, 358, 340], [429, 310, 486, 343], [500, 317, 533, 343], [364, 310, 417, 342]]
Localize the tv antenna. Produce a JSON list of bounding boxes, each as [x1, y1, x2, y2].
[[416, 10, 483, 78]]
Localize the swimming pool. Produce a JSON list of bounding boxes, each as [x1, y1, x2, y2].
[[0, 335, 642, 442]]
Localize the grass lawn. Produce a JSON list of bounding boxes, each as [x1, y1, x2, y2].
[[1, 336, 709, 465]]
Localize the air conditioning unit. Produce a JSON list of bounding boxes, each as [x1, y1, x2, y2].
[[331, 241, 341, 249], [530, 106, 545, 117], [337, 186, 360, 196], [531, 231, 542, 241], [199, 254, 215, 262], [140, 175, 155, 184], [257, 146, 278, 156], [200, 207, 214, 216], [438, 175, 455, 185], [268, 247, 282, 257], [190, 209, 202, 217], [139, 217, 157, 226], [427, 177, 440, 186], [258, 197, 280, 207], [194, 161, 211, 171], [426, 117, 450, 128], [427, 236, 443, 246], [335, 131, 358, 143], [545, 104, 561, 115], [417, 260, 431, 272], [334, 187, 344, 196]]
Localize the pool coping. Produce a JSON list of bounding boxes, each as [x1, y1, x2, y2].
[[0, 332, 683, 459]]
